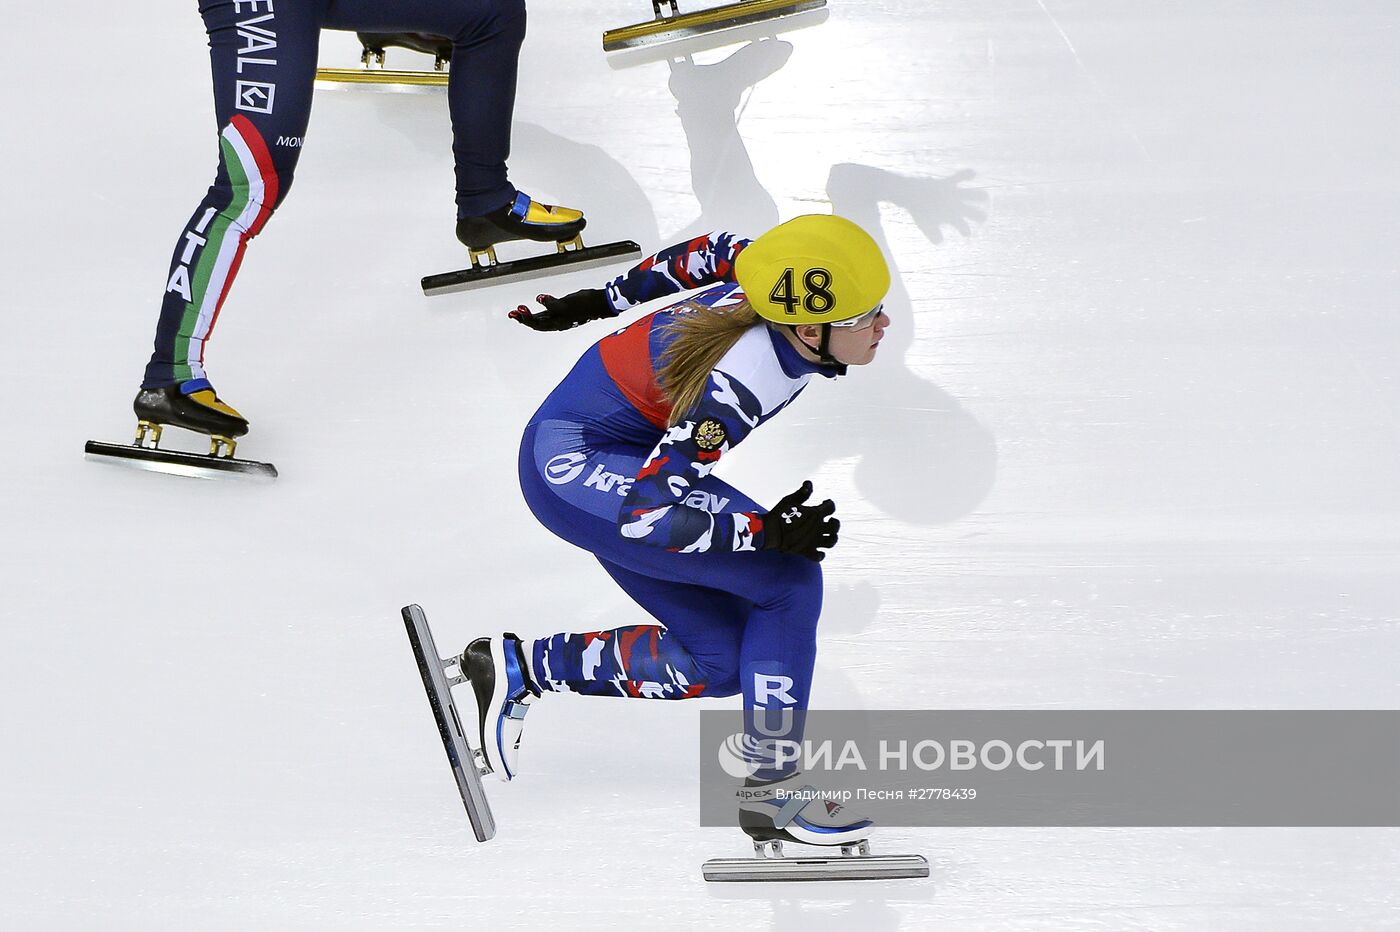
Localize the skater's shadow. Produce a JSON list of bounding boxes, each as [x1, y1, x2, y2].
[[657, 41, 997, 526], [819, 580, 880, 638], [351, 33, 996, 529], [357, 89, 659, 250], [666, 37, 791, 237], [807, 581, 880, 708], [813, 162, 998, 526], [509, 123, 659, 249]]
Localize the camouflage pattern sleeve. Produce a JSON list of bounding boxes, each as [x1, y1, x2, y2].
[[604, 231, 752, 311], [616, 369, 768, 554]]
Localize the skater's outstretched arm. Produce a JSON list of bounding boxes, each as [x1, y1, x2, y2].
[[510, 231, 751, 330], [606, 229, 751, 310]]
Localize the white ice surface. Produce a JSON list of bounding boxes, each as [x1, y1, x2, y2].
[[3, 0, 1398, 927]]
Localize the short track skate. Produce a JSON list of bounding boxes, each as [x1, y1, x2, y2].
[[605, 3, 829, 71], [422, 238, 642, 296], [702, 837, 929, 882], [84, 421, 276, 481], [315, 33, 451, 90], [401, 603, 496, 842], [603, 0, 827, 53]]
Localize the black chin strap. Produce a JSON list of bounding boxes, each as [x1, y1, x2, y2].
[[811, 324, 848, 376]]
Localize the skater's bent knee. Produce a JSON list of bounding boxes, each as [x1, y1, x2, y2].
[[697, 654, 741, 697], [751, 557, 823, 625], [704, 677, 741, 699]]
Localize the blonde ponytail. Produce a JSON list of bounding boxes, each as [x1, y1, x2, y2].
[[656, 299, 760, 426]]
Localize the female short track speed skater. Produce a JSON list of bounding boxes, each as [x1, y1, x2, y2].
[[460, 214, 892, 849], [130, 0, 588, 450]]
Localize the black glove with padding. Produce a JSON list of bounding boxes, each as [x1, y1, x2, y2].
[[760, 480, 840, 562], [508, 288, 614, 331]]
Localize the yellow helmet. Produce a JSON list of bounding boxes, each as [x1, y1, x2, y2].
[[735, 214, 891, 326]]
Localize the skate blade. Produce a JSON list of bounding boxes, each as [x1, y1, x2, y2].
[[314, 67, 448, 90], [603, 0, 827, 52], [84, 440, 277, 482], [702, 853, 929, 883], [402, 604, 497, 842], [422, 240, 643, 296], [606, 6, 828, 70]]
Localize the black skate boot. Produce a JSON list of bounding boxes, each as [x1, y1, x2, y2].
[[455, 192, 588, 251], [459, 634, 541, 782], [86, 378, 274, 479], [424, 193, 638, 296], [132, 378, 248, 441]]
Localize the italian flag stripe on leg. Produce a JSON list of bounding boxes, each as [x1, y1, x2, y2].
[[174, 115, 279, 382]]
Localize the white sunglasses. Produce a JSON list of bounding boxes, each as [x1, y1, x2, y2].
[[828, 303, 884, 329]]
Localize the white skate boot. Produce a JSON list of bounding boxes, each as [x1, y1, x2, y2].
[[738, 771, 874, 847], [703, 772, 929, 882]]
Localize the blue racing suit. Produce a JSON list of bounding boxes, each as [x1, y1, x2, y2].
[[520, 231, 842, 770]]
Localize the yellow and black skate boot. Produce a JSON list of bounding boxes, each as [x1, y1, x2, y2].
[[85, 378, 271, 479], [132, 379, 249, 442], [455, 192, 587, 250], [425, 193, 636, 296]]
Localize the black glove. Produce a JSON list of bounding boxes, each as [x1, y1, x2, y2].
[[508, 288, 614, 331], [760, 480, 839, 562]]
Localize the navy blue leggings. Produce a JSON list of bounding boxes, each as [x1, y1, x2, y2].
[[144, 0, 525, 388], [520, 421, 823, 761]]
